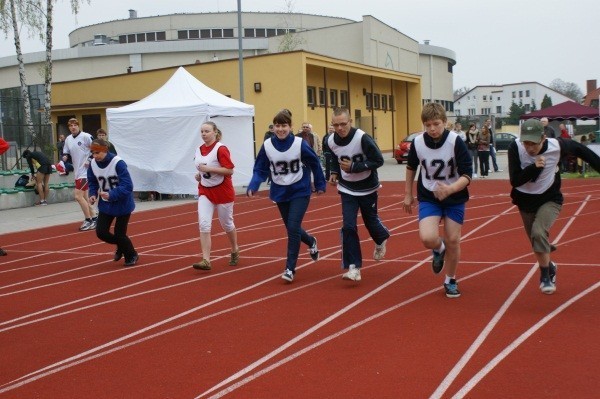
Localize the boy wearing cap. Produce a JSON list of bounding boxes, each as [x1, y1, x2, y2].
[[508, 119, 600, 294], [88, 139, 138, 266]]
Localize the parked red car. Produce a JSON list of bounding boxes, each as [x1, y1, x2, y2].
[[394, 132, 421, 164]]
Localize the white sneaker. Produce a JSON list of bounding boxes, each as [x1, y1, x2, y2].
[[79, 220, 93, 231], [342, 264, 361, 281], [282, 269, 294, 282], [472, 173, 478, 179], [373, 239, 387, 261]]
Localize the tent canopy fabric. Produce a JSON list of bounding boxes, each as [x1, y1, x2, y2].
[[520, 101, 600, 121], [106, 67, 255, 195]]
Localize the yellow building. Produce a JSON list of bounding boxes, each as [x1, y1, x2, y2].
[[51, 51, 422, 155]]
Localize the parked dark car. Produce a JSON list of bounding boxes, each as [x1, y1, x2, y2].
[[394, 132, 421, 164], [494, 132, 517, 151]]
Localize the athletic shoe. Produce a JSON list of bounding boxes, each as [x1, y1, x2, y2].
[[114, 250, 123, 262], [540, 276, 556, 294], [444, 279, 461, 298], [89, 218, 97, 230], [373, 239, 387, 261], [79, 220, 93, 231], [192, 259, 211, 270], [282, 269, 294, 282], [124, 253, 139, 267], [0, 248, 7, 256], [229, 250, 240, 266], [342, 264, 361, 282], [550, 244, 557, 252], [432, 245, 445, 274], [309, 237, 319, 261], [549, 262, 558, 284], [40, 200, 48, 206]]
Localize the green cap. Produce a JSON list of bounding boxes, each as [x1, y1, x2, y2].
[[520, 119, 544, 143]]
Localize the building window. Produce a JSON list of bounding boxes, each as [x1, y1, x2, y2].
[[146, 32, 156, 41], [156, 31, 166, 41], [526, 90, 530, 97], [512, 91, 516, 98], [119, 35, 127, 44], [525, 104, 531, 112], [469, 108, 476, 116], [244, 28, 255, 37], [307, 86, 316, 106], [212, 29, 222, 38], [277, 29, 286, 36], [373, 94, 380, 109], [223, 29, 234, 38], [496, 106, 502, 113], [329, 89, 338, 108], [365, 92, 372, 108], [381, 94, 388, 110], [127, 34, 135, 43], [389, 95, 395, 111], [448, 62, 453, 73], [255, 28, 266, 37], [483, 95, 487, 101], [267, 28, 276, 37], [178, 30, 188, 40], [318, 87, 326, 107], [340, 90, 348, 108], [189, 30, 199, 39], [519, 91, 523, 98]]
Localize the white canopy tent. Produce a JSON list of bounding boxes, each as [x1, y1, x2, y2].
[[106, 67, 255, 195]]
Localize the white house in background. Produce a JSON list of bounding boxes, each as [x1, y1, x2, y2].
[[454, 82, 572, 118]]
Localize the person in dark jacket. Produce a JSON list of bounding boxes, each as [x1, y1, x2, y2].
[[247, 109, 326, 283], [87, 139, 138, 266], [508, 119, 600, 295], [403, 103, 472, 298], [328, 107, 390, 283], [22, 149, 53, 206], [0, 137, 9, 255]]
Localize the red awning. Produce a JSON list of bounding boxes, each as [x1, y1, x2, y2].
[[520, 101, 600, 120]]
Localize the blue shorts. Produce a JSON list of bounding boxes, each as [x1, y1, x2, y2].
[[418, 201, 465, 225]]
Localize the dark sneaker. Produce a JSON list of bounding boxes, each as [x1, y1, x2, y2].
[[309, 237, 319, 261], [444, 279, 461, 298], [432, 248, 445, 274], [282, 269, 294, 282], [114, 250, 123, 262], [539, 276, 556, 294], [229, 250, 240, 266], [192, 259, 211, 270], [549, 262, 558, 284], [124, 253, 139, 267]]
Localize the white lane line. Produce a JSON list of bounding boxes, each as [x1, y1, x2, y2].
[[451, 281, 600, 399], [430, 195, 590, 398]]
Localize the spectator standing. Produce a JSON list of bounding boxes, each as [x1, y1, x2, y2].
[[191, 121, 240, 271], [322, 124, 334, 180], [263, 124, 275, 142], [56, 134, 65, 159], [87, 139, 138, 266], [541, 117, 556, 138], [22, 149, 52, 206], [465, 123, 479, 178], [455, 122, 466, 142], [96, 128, 117, 154], [485, 119, 502, 172], [309, 123, 322, 157], [328, 107, 390, 282], [508, 119, 600, 294], [63, 118, 96, 231], [247, 109, 326, 283], [403, 103, 472, 298], [477, 125, 491, 178]]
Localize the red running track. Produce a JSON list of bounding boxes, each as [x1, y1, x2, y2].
[[1, 179, 599, 398]]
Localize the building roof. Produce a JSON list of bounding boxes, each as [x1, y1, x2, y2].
[[520, 101, 599, 121]]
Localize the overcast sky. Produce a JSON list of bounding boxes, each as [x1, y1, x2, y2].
[[1, 0, 597, 92]]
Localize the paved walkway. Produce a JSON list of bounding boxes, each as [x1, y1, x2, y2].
[[0, 152, 509, 235]]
